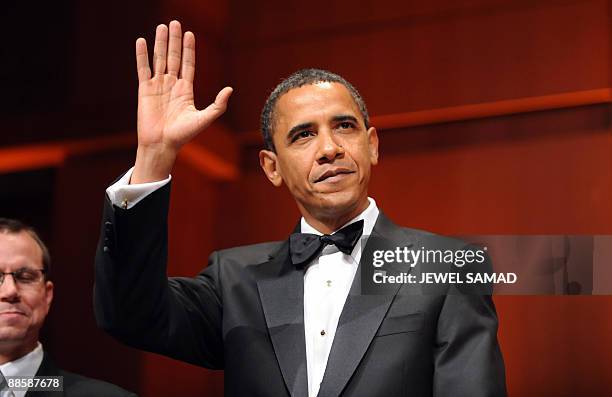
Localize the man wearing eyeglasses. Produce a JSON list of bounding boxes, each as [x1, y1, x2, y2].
[[0, 218, 135, 396]]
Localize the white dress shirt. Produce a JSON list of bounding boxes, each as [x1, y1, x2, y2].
[[107, 169, 380, 397], [0, 342, 44, 397], [301, 198, 378, 397]]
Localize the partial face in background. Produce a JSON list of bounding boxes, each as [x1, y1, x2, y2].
[[260, 82, 378, 219], [0, 232, 53, 348]]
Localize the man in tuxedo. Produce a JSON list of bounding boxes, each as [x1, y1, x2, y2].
[[95, 20, 507, 396], [0, 218, 135, 396]]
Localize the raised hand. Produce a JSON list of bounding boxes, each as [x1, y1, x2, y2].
[[132, 20, 232, 184]]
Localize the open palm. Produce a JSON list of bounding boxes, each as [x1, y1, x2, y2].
[[136, 21, 232, 151]]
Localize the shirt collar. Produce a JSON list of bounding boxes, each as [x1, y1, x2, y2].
[[0, 342, 44, 379], [300, 197, 379, 238]]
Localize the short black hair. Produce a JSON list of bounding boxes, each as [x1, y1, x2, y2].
[[0, 218, 50, 279], [260, 68, 370, 151]]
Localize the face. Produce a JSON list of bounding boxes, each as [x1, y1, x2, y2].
[[0, 232, 53, 349], [260, 82, 378, 224]]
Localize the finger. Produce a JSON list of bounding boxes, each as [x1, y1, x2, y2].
[[135, 38, 151, 82], [180, 31, 196, 82], [153, 24, 168, 75], [198, 87, 233, 127], [166, 20, 182, 77]]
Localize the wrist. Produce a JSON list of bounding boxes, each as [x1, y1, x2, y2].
[[131, 144, 177, 184]]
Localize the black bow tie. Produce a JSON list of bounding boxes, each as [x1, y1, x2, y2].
[[289, 220, 364, 267]]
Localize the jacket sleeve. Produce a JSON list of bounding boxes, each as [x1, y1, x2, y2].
[[432, 249, 507, 397], [93, 181, 224, 369]]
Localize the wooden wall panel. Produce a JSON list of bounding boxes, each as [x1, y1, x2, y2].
[[49, 149, 140, 393], [373, 130, 611, 234], [226, 0, 609, 132], [496, 296, 612, 396]]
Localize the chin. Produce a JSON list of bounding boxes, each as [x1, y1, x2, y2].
[[0, 328, 28, 343], [314, 190, 361, 215]]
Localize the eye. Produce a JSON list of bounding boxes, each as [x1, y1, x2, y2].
[[336, 121, 356, 131], [291, 130, 314, 142], [14, 269, 41, 283]]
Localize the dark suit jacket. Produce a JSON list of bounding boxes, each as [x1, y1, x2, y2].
[[94, 182, 507, 396], [26, 351, 135, 396]]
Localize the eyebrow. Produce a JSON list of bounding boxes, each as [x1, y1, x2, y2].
[[331, 114, 359, 124], [285, 114, 360, 141]]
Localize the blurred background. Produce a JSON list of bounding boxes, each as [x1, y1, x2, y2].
[[1, 0, 611, 395]]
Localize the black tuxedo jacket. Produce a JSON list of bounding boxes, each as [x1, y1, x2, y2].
[[94, 182, 506, 396], [26, 351, 135, 396]]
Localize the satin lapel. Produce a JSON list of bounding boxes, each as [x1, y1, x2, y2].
[[317, 212, 414, 397], [256, 239, 309, 397]]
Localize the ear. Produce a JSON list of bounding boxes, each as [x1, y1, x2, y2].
[[44, 281, 53, 310], [367, 127, 379, 166], [259, 149, 284, 187]]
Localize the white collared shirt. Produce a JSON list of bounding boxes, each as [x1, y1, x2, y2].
[[301, 198, 379, 397], [107, 170, 380, 397], [0, 342, 44, 397]]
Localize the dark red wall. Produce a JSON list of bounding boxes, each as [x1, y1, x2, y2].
[[1, 0, 610, 396]]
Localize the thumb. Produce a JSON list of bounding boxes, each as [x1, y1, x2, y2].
[[197, 86, 233, 129]]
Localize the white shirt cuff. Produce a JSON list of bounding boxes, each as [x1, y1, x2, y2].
[[106, 167, 172, 209]]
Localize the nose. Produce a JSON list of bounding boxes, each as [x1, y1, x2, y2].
[[0, 275, 20, 302], [316, 129, 344, 163]]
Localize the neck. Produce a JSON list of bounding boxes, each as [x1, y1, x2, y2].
[[300, 196, 369, 234], [0, 340, 37, 365]]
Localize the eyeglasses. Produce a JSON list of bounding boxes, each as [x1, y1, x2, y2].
[[0, 269, 46, 287]]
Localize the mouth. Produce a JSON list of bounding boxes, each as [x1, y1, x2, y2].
[[314, 168, 355, 183], [0, 311, 26, 317], [0, 313, 26, 323]]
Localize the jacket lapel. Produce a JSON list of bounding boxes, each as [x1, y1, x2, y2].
[[317, 212, 414, 397], [27, 351, 64, 396], [256, 238, 309, 397]]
